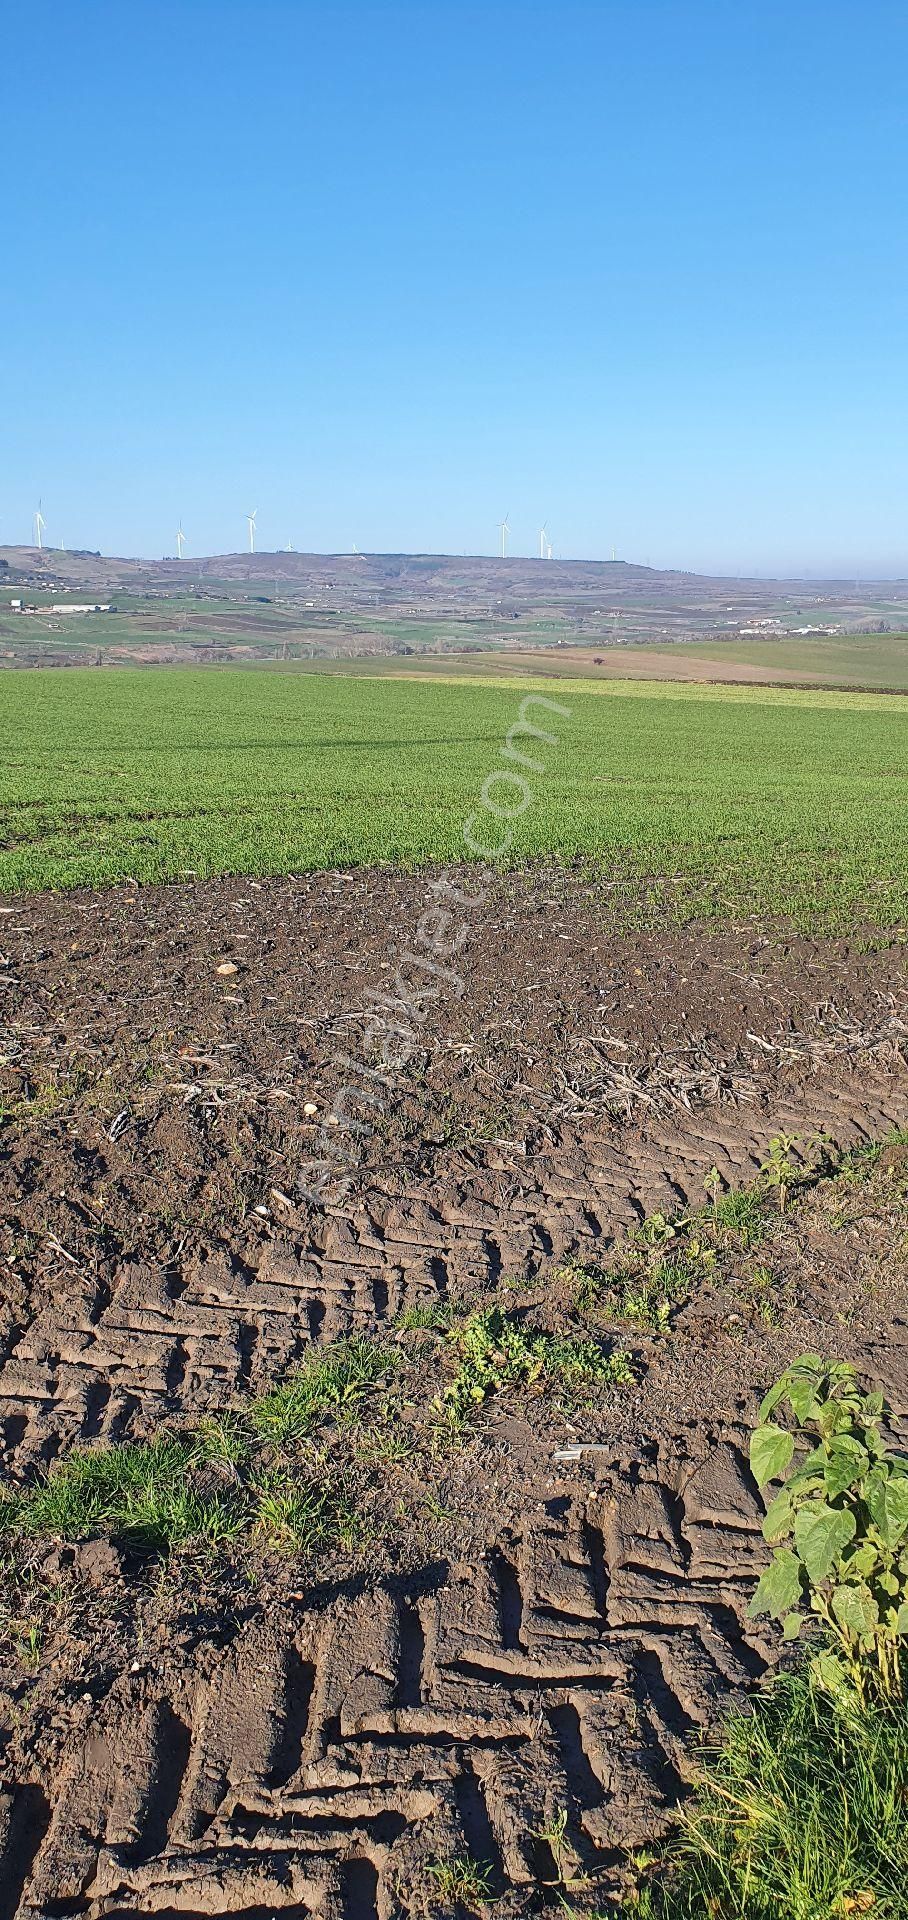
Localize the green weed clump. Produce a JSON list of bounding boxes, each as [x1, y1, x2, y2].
[[252, 1470, 359, 1554], [570, 1230, 718, 1333], [439, 1306, 631, 1427], [542, 1333, 634, 1388], [759, 1131, 833, 1213], [631, 1352, 908, 1916], [565, 1143, 848, 1335], [838, 1127, 908, 1187], [394, 1300, 455, 1332], [739, 1263, 782, 1327], [708, 1184, 768, 1245], [628, 1669, 908, 1920]]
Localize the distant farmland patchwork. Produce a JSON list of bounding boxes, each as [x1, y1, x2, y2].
[[3, 550, 908, 684], [1, 668, 906, 924], [4, 603, 908, 690]]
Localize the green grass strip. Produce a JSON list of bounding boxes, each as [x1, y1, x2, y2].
[[632, 1666, 908, 1919], [0, 1338, 394, 1555]]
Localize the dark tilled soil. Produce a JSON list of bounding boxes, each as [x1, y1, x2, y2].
[[0, 868, 907, 1918]]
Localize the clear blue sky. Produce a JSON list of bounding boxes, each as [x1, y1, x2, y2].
[[4, 0, 907, 575]]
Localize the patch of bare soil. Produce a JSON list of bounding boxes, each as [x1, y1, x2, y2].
[[0, 869, 906, 1918]]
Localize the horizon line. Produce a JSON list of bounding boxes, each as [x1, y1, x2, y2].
[[1, 544, 907, 588]]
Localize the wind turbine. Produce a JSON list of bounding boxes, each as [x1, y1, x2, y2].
[[175, 524, 187, 559], [538, 522, 548, 559], [34, 502, 46, 549], [498, 514, 510, 559], [247, 509, 257, 554], [546, 538, 553, 560]]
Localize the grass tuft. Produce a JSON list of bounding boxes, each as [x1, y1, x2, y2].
[[709, 1184, 768, 1245], [628, 1666, 908, 1919], [426, 1856, 495, 1909], [252, 1470, 360, 1554], [0, 1438, 244, 1552], [0, 1436, 360, 1559], [395, 1300, 455, 1332], [250, 1337, 395, 1444], [0, 1337, 394, 1559]]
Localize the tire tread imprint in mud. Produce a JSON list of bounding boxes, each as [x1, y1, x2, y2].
[[1, 1082, 905, 1474], [6, 1441, 778, 1918]]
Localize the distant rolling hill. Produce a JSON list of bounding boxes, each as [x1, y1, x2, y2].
[[2, 548, 907, 683]]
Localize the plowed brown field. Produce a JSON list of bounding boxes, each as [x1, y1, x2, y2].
[[1, 871, 906, 1918]]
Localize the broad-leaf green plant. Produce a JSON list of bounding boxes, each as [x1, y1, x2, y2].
[[749, 1354, 908, 1703], [759, 1133, 803, 1213]]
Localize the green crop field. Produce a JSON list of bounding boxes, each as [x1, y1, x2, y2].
[[667, 632, 908, 690], [1, 668, 906, 926]]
